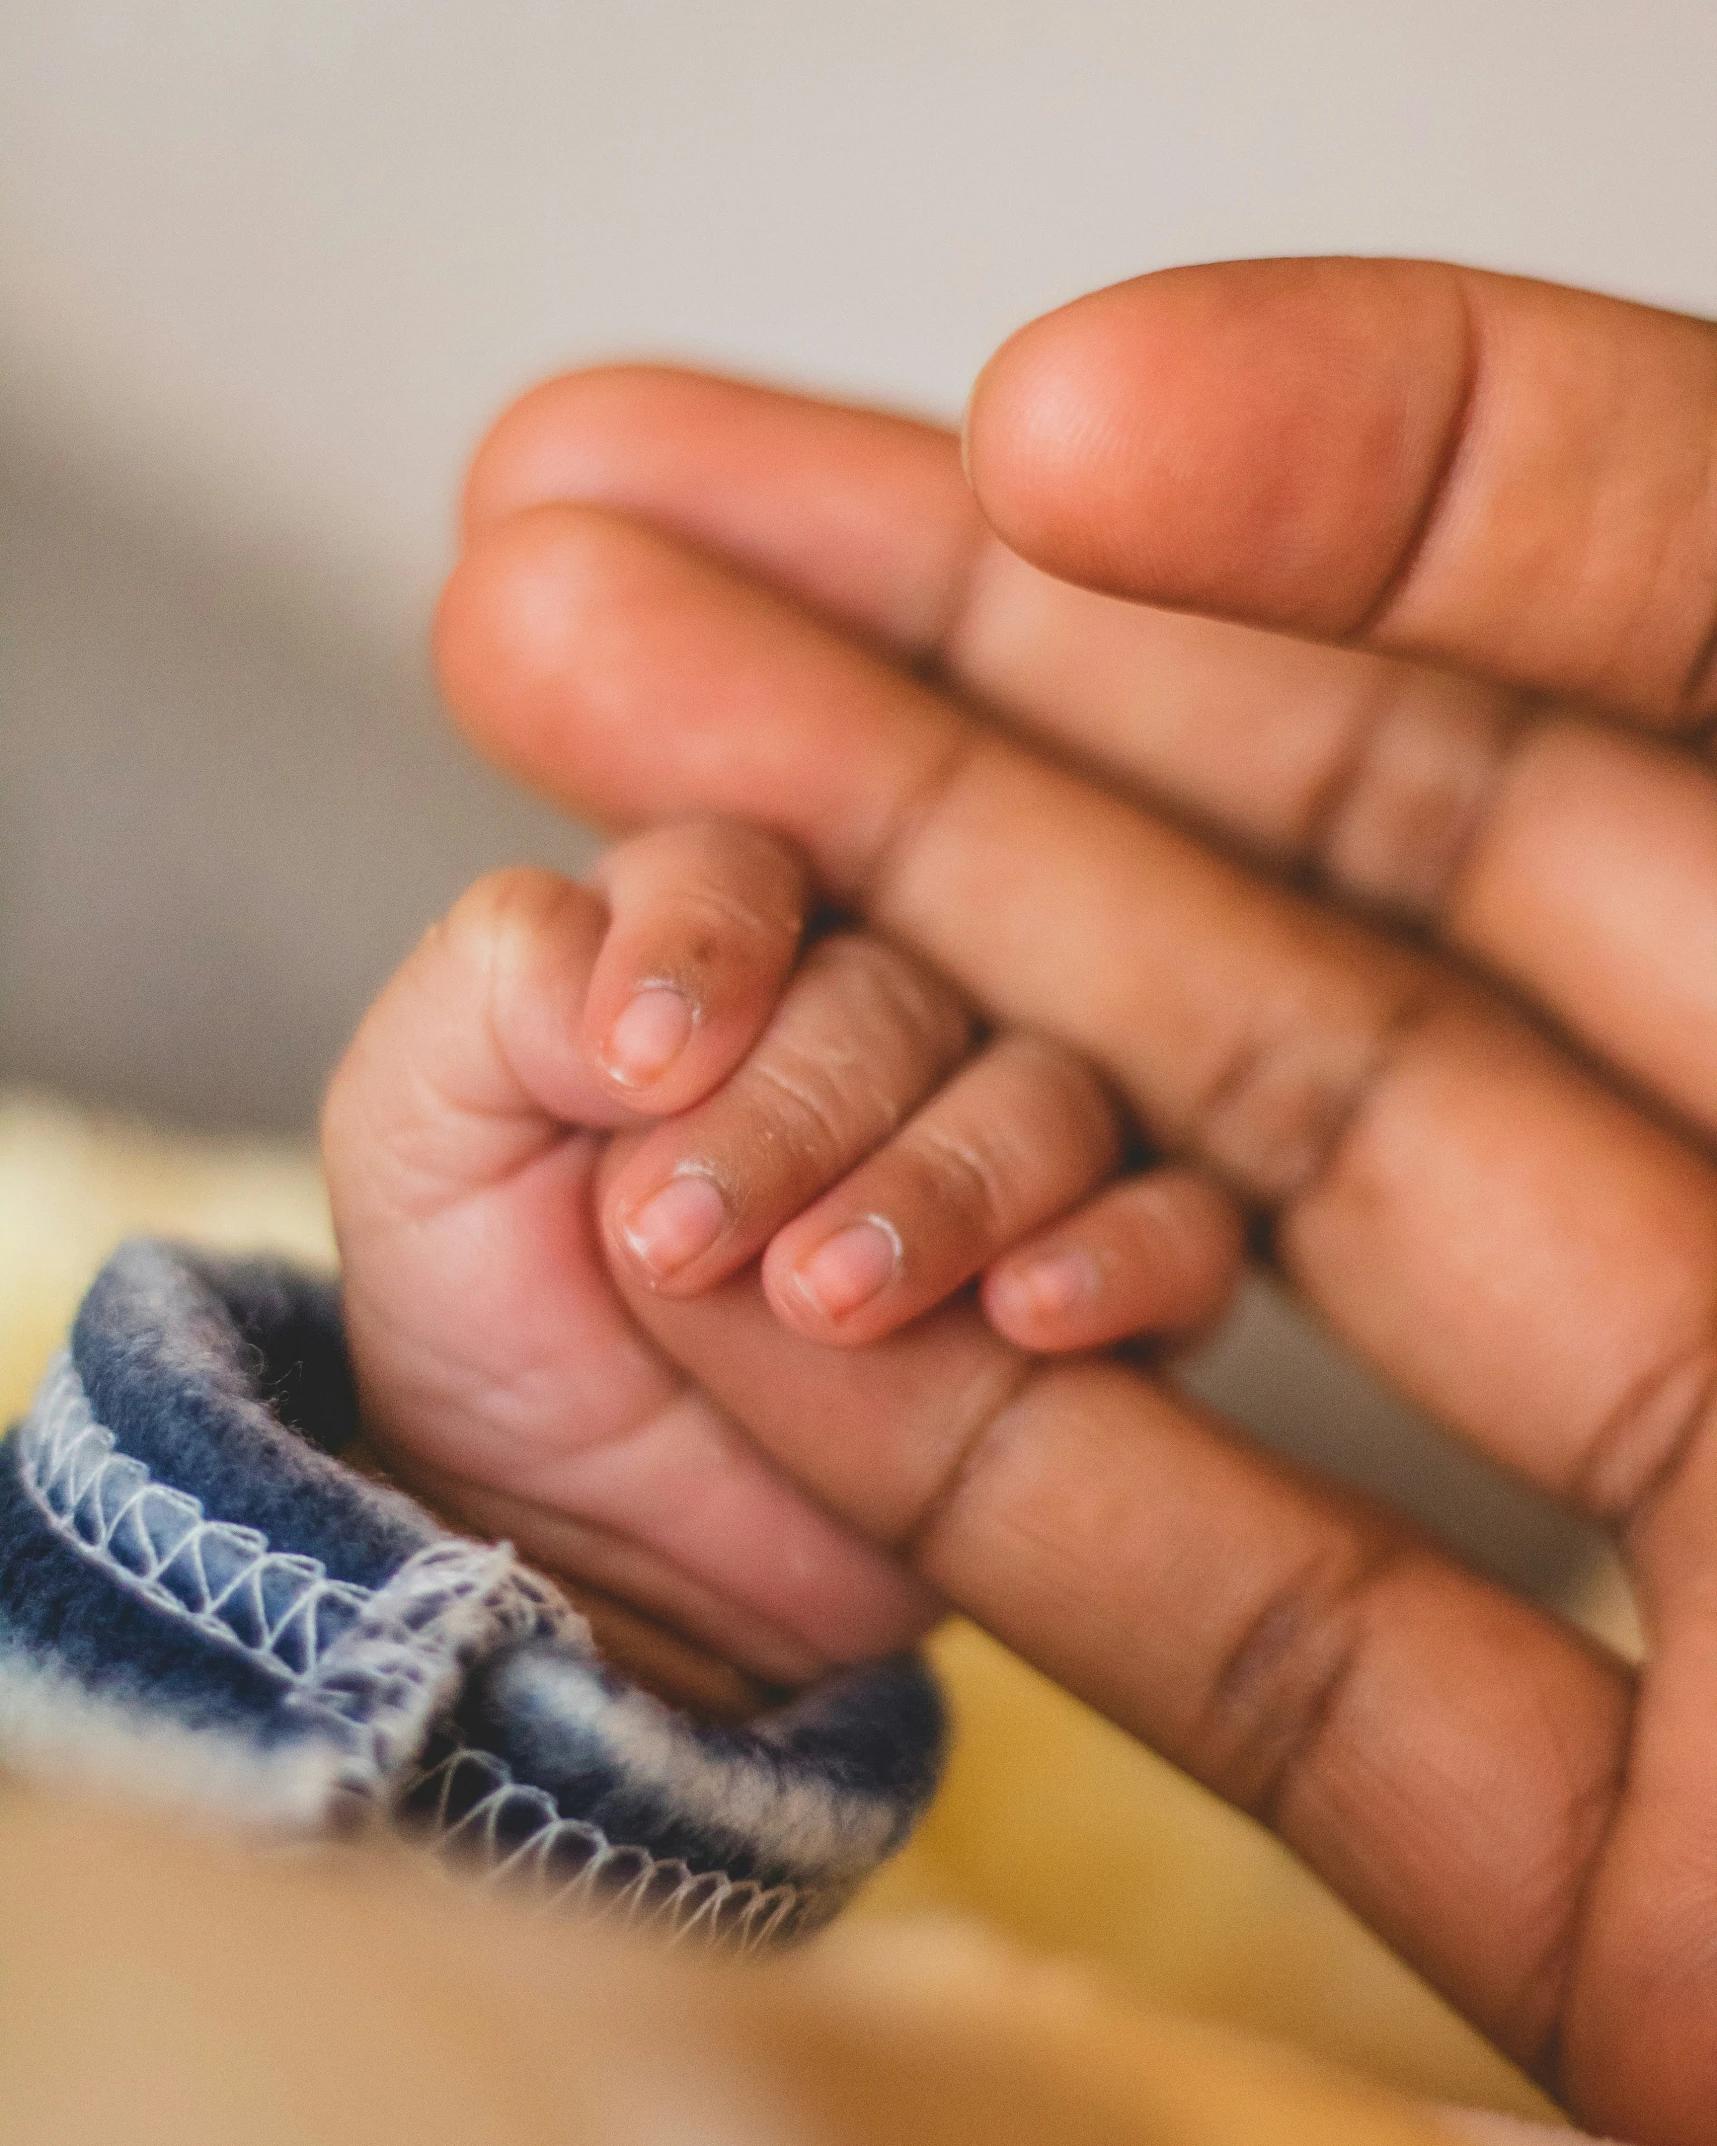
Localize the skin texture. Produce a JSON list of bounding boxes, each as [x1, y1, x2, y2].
[[322, 823, 1242, 1687], [429, 260, 1717, 2145]]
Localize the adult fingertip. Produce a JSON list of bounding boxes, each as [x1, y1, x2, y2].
[[459, 363, 696, 541], [966, 257, 1474, 638], [434, 503, 675, 827]]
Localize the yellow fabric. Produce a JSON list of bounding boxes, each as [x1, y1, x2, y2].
[[0, 1787, 1473, 2146], [0, 1087, 1559, 2126]]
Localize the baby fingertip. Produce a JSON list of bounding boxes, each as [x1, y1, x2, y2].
[[789, 1215, 903, 1325], [616, 1167, 728, 1282], [598, 983, 695, 1090], [982, 1244, 1102, 1350]]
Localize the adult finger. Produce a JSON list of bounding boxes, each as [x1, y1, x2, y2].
[[437, 507, 1717, 1553], [981, 1165, 1245, 1354], [954, 555, 1717, 1146], [967, 258, 1717, 726], [456, 364, 1717, 1145], [461, 362, 981, 658], [597, 1215, 1635, 2102], [602, 931, 972, 1292], [457, 363, 1471, 872], [758, 1032, 1128, 1345], [581, 817, 810, 1104]]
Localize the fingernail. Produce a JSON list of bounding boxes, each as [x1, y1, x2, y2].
[[993, 1247, 1098, 1324], [794, 1216, 902, 1322], [621, 1171, 727, 1278], [602, 985, 693, 1087]]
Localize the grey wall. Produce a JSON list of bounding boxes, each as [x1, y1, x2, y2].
[[7, 0, 1712, 1598], [0, 417, 591, 1132]]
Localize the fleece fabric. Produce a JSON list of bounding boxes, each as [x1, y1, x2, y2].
[[0, 1239, 945, 1949]]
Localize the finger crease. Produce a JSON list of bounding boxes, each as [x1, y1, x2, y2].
[[1193, 981, 1443, 1209], [1519, 1719, 1635, 2103], [1578, 1333, 1717, 1535], [924, 519, 1000, 677], [1197, 1538, 1408, 1828], [1678, 590, 1717, 723], [855, 725, 982, 922], [912, 1126, 1009, 1234], [897, 1353, 1053, 1565], [746, 1054, 890, 1154], [1296, 679, 1392, 879], [1348, 274, 1483, 642], [1301, 668, 1530, 927]]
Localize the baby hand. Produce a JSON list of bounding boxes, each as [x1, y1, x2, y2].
[[322, 821, 1241, 1697]]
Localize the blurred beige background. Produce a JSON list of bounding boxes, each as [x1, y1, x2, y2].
[[5, 0, 1713, 1596]]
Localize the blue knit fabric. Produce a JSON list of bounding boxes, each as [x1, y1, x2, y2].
[[0, 1240, 946, 1947]]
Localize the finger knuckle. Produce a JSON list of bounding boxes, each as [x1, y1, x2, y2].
[[910, 1124, 1011, 1237], [668, 881, 803, 973], [1192, 1547, 1395, 1825], [1308, 667, 1522, 918], [808, 932, 971, 1063], [440, 866, 575, 972], [1002, 1033, 1125, 1151], [1191, 982, 1443, 1207], [743, 1048, 873, 1170]]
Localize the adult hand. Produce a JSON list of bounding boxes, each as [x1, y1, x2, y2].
[[434, 260, 1717, 2145]]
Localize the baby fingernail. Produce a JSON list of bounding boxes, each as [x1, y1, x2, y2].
[[622, 1171, 726, 1277], [993, 1248, 1097, 1324], [794, 1217, 901, 1321], [602, 986, 692, 1087]]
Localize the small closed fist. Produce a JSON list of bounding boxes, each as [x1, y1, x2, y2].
[[322, 820, 1241, 1707]]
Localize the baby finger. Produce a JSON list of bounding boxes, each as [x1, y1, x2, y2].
[[582, 819, 810, 1110], [761, 1033, 1127, 1345], [603, 930, 975, 1292], [982, 1167, 1246, 1354]]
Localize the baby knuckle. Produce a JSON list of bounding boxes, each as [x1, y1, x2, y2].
[[698, 816, 810, 893], [910, 1125, 1011, 1236], [816, 933, 970, 1060], [671, 880, 803, 966], [440, 866, 572, 967], [1003, 1034, 1124, 1148], [743, 1049, 867, 1165]]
